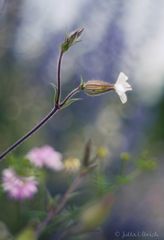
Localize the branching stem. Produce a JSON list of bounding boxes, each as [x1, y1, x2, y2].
[[60, 86, 81, 107], [0, 50, 81, 161], [36, 172, 85, 237]]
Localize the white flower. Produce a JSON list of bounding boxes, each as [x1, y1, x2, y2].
[[114, 72, 132, 104]]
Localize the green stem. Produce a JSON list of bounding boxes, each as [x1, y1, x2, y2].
[[0, 50, 81, 161], [36, 172, 84, 237], [0, 50, 64, 160]]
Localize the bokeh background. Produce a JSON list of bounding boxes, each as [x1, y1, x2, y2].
[[0, 0, 164, 239]]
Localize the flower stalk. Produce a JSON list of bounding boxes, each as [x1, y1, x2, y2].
[[0, 28, 132, 161], [55, 51, 64, 108], [0, 29, 85, 160], [36, 172, 85, 237], [36, 140, 94, 237], [0, 106, 59, 161]]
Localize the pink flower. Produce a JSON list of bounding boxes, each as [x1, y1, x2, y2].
[[26, 145, 64, 171], [2, 168, 38, 200]]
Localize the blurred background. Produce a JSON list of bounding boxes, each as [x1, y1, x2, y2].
[[0, 0, 164, 239]]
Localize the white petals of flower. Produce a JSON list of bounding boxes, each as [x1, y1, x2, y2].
[[114, 72, 132, 104]]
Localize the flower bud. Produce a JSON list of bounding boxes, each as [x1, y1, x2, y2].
[[61, 28, 84, 53], [82, 80, 114, 96], [64, 157, 81, 173], [96, 146, 109, 159]]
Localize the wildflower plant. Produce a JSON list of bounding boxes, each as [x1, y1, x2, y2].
[[0, 28, 156, 240], [0, 28, 132, 162]]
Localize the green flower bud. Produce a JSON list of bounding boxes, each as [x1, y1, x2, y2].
[[61, 28, 84, 53], [97, 146, 109, 159], [82, 80, 114, 96]]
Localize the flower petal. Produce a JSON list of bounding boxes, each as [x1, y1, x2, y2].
[[114, 72, 132, 104], [26, 145, 63, 171], [2, 168, 38, 200], [119, 92, 127, 104]]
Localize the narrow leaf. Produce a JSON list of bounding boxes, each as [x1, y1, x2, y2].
[[61, 98, 82, 109], [49, 82, 58, 104]]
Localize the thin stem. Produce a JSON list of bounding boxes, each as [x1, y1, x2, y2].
[[55, 51, 64, 107], [36, 172, 85, 237], [60, 86, 81, 107], [0, 107, 59, 160], [0, 50, 65, 161]]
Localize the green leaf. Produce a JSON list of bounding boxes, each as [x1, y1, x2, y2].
[[136, 151, 157, 171], [5, 155, 37, 176], [49, 82, 57, 91], [67, 191, 81, 201], [49, 82, 57, 103], [61, 98, 82, 109], [80, 75, 84, 89], [46, 193, 61, 210], [116, 175, 131, 185], [137, 159, 157, 171], [26, 210, 47, 220], [43, 207, 79, 235], [92, 173, 110, 197]]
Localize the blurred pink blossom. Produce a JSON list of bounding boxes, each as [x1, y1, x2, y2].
[[26, 145, 64, 171], [2, 168, 38, 200]]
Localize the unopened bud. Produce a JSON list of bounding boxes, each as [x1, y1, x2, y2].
[[61, 28, 84, 53], [81, 80, 114, 96], [97, 146, 109, 159]]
